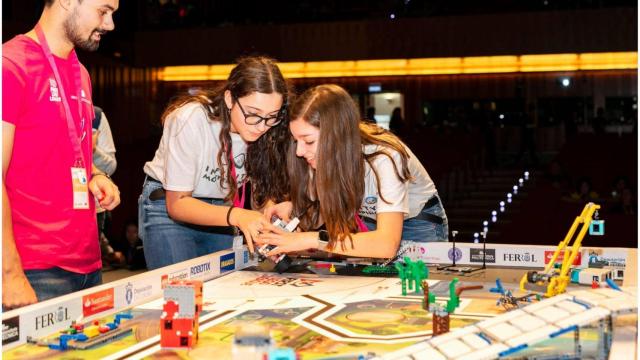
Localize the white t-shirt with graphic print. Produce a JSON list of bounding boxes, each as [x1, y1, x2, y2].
[[358, 144, 436, 220], [144, 102, 247, 199]]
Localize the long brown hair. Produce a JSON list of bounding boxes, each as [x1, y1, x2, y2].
[[161, 56, 291, 205], [289, 84, 412, 250]]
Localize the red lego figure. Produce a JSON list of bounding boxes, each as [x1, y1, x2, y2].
[[160, 280, 203, 349]]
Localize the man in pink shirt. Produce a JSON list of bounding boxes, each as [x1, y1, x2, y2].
[[2, 0, 121, 309]]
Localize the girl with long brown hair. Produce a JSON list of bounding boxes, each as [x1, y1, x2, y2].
[[257, 84, 448, 258], [140, 56, 291, 269]]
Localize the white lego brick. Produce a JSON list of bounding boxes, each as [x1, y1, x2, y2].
[[534, 305, 570, 323], [428, 326, 480, 346], [594, 287, 629, 299], [554, 300, 589, 314], [484, 322, 522, 342], [599, 297, 637, 314], [521, 294, 570, 313], [461, 333, 491, 350], [505, 324, 559, 348], [569, 290, 608, 307], [475, 309, 525, 330], [555, 307, 611, 328], [436, 339, 472, 358], [508, 313, 547, 332], [413, 346, 447, 360], [456, 344, 509, 360]]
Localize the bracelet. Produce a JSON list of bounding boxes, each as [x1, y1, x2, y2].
[[317, 230, 330, 251], [91, 172, 111, 180], [226, 205, 235, 226]]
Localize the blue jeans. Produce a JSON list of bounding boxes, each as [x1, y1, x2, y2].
[[139, 177, 235, 270], [364, 194, 449, 244], [25, 267, 102, 302]]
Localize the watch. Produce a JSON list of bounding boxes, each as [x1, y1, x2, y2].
[[317, 230, 330, 251]]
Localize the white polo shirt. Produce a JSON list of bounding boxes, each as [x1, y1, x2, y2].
[[359, 144, 436, 220], [144, 102, 247, 199]]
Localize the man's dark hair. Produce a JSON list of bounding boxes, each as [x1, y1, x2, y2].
[[45, 0, 82, 7]]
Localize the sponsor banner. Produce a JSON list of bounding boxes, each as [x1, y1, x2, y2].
[[495, 248, 545, 267], [399, 242, 555, 268], [544, 251, 582, 266], [447, 247, 464, 263], [470, 248, 496, 263], [243, 249, 250, 265], [82, 288, 115, 317], [220, 252, 236, 272], [189, 260, 213, 279], [582, 248, 627, 268], [17, 298, 82, 345], [2, 316, 19, 346], [161, 268, 189, 289], [115, 277, 157, 309], [400, 242, 449, 264]]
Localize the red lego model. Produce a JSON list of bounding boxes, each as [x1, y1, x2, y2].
[[160, 280, 203, 349]]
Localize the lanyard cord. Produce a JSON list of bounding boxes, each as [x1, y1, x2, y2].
[[34, 24, 87, 168], [227, 147, 246, 208]]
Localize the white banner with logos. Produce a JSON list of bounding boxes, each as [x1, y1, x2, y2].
[[399, 242, 629, 270], [2, 246, 256, 350]]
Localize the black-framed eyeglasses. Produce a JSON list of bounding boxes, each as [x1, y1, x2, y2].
[[233, 96, 284, 127]]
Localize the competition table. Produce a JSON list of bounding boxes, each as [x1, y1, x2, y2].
[[2, 243, 637, 359]]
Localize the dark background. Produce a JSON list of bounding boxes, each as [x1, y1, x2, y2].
[[3, 1, 638, 249]]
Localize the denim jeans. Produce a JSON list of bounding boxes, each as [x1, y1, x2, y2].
[[139, 177, 235, 270], [364, 194, 449, 245], [24, 267, 102, 302]]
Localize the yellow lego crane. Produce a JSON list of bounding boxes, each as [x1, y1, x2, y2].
[[520, 202, 601, 297]]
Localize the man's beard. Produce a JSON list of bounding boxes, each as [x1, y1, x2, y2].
[[63, 10, 104, 52]]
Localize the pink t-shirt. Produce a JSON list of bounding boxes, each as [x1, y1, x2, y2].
[[2, 35, 100, 273]]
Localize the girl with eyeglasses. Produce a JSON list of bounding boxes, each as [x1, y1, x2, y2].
[[257, 84, 448, 259], [140, 56, 291, 269]]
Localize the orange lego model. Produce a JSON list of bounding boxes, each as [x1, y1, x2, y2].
[[160, 280, 203, 349]]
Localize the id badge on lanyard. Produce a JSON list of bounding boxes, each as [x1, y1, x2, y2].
[[35, 24, 89, 210], [71, 166, 89, 209]]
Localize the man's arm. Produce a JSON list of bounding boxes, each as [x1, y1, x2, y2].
[[2, 122, 38, 309]]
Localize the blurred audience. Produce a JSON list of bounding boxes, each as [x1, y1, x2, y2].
[[610, 188, 636, 215], [608, 176, 635, 215], [565, 176, 601, 202], [92, 106, 124, 269], [389, 107, 405, 135], [365, 106, 377, 124], [118, 220, 147, 270]]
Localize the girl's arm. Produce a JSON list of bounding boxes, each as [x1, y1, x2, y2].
[[166, 190, 262, 253], [256, 211, 403, 258]]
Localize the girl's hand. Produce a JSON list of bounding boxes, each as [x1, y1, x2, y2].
[[230, 208, 265, 254], [256, 223, 316, 256], [263, 201, 293, 222]]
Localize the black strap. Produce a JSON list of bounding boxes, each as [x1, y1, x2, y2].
[[424, 195, 440, 209], [145, 175, 228, 203], [411, 211, 444, 225]]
